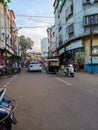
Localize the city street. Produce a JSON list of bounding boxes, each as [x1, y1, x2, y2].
[[0, 68, 98, 130]]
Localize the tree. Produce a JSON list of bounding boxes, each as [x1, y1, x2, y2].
[[19, 35, 34, 60], [0, 0, 11, 6]]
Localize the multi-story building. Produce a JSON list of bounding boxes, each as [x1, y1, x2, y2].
[[50, 25, 57, 57], [47, 25, 56, 57], [47, 27, 52, 57], [4, 8, 15, 63], [53, 0, 98, 73], [0, 3, 5, 62], [9, 10, 20, 62], [0, 2, 21, 64], [0, 4, 12, 64], [41, 38, 48, 59]]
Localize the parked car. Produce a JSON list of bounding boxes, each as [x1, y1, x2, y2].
[[28, 61, 42, 72]]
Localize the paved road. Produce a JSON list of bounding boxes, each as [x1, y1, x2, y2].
[[0, 68, 98, 130]]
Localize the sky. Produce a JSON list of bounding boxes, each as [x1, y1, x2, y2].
[[8, 0, 54, 52]]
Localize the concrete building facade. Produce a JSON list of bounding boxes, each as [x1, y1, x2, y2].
[[41, 38, 48, 59], [53, 0, 98, 73], [47, 25, 56, 57], [0, 2, 21, 64]]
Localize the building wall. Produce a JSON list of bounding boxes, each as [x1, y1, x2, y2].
[[9, 10, 15, 50], [53, 0, 98, 73], [83, 36, 98, 64], [4, 6, 10, 47], [50, 25, 56, 53], [47, 26, 57, 57], [41, 38, 48, 58], [73, 0, 84, 36], [0, 3, 5, 49]]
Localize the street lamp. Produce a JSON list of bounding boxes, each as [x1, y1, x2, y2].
[[13, 27, 22, 33], [90, 16, 93, 73]]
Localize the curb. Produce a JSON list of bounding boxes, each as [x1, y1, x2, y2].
[[0, 75, 12, 79]]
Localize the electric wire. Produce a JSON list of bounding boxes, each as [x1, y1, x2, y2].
[[15, 14, 54, 19]]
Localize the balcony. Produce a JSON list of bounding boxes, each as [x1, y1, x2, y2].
[[84, 14, 98, 26], [83, 0, 98, 5]]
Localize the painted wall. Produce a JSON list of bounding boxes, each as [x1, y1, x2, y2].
[[83, 36, 98, 64], [0, 3, 5, 49], [41, 38, 48, 58]]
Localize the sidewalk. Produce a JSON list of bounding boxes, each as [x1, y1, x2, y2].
[[0, 75, 12, 79]]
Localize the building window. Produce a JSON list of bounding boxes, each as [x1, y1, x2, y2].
[[84, 14, 98, 26], [58, 13, 60, 19], [59, 34, 63, 46], [83, 0, 98, 4], [53, 32, 55, 37], [58, 22, 62, 32], [59, 0, 66, 12], [67, 24, 74, 34], [0, 18, 1, 40], [69, 32, 74, 38], [65, 4, 73, 22], [92, 46, 98, 55]]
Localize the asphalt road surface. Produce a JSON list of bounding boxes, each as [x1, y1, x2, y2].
[[0, 68, 98, 130]]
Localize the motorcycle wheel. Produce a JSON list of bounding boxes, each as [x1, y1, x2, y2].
[[0, 124, 7, 130], [2, 122, 12, 130]]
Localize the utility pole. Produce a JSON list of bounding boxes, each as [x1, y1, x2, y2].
[[89, 0, 95, 73], [90, 16, 93, 74]]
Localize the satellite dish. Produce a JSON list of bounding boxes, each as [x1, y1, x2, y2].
[[90, 0, 94, 4]]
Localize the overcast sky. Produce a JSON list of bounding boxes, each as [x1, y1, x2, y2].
[[8, 0, 54, 52]]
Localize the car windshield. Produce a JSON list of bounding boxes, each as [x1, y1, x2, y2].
[[31, 62, 40, 64]]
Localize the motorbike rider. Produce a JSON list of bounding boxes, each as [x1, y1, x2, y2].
[[64, 59, 72, 75], [64, 60, 70, 75]]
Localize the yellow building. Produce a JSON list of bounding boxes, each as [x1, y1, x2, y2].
[[83, 35, 98, 73]]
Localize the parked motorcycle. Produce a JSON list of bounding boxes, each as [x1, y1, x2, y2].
[[0, 65, 5, 76], [64, 64, 74, 77], [0, 88, 17, 130], [0, 65, 11, 76], [0, 67, 3, 76]]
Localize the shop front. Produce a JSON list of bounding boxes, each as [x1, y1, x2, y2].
[[83, 36, 98, 74], [1, 45, 14, 65], [66, 40, 85, 70]]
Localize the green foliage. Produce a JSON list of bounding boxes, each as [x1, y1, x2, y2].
[[7, 0, 11, 2], [0, 0, 11, 6], [19, 35, 34, 59]]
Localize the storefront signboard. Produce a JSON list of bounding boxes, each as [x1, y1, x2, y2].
[[59, 48, 64, 55], [88, 57, 98, 64], [66, 40, 82, 51]]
